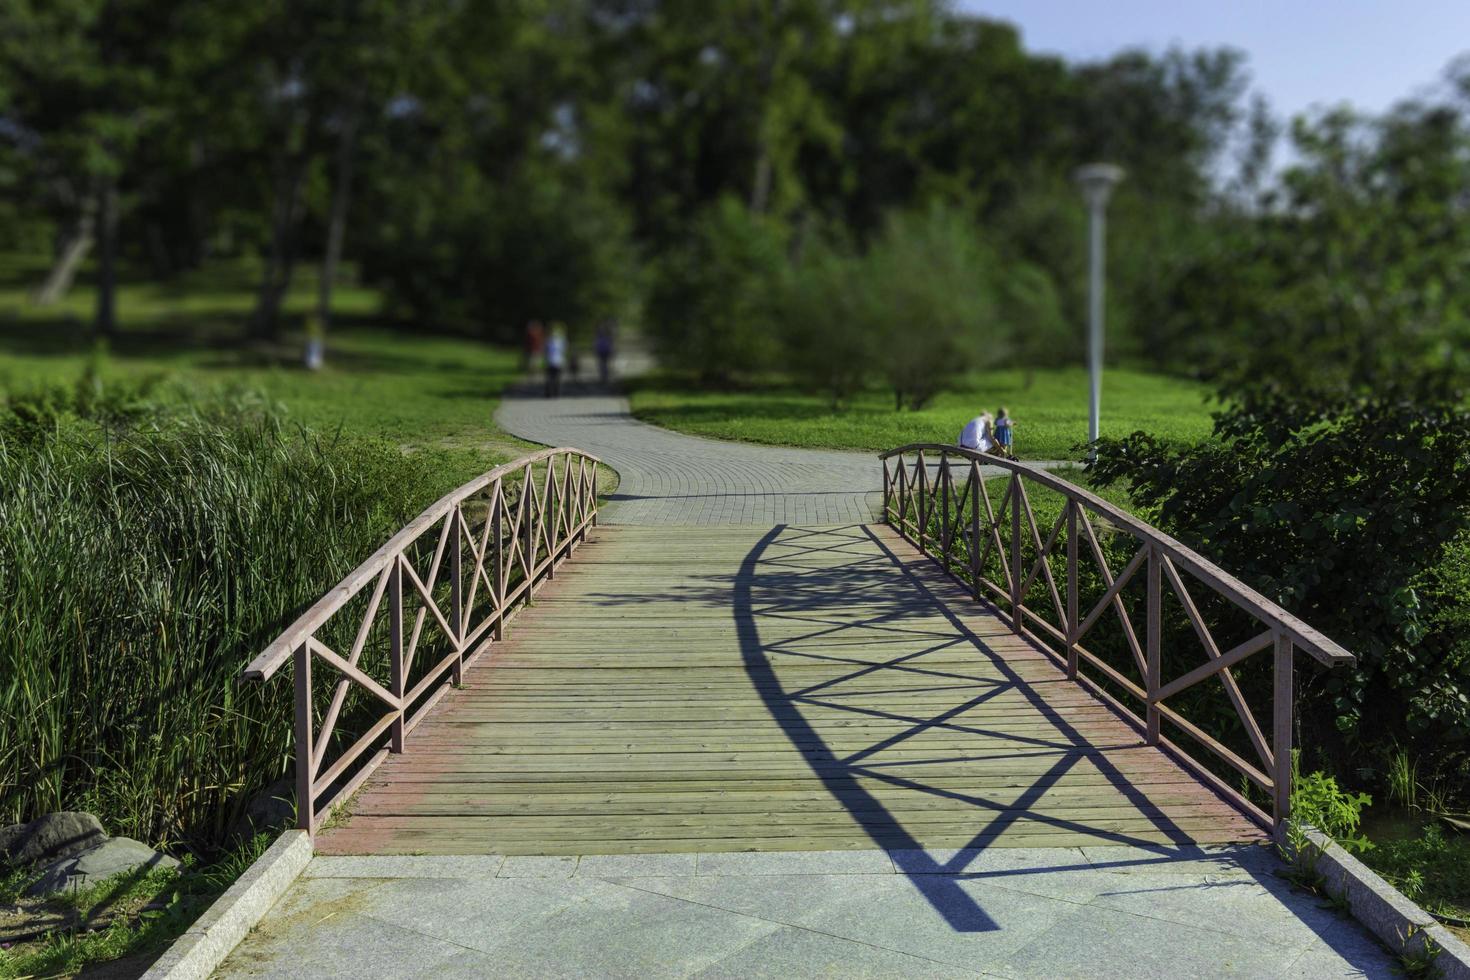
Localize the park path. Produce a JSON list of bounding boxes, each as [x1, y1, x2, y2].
[[495, 379, 884, 526], [494, 347, 1063, 527]]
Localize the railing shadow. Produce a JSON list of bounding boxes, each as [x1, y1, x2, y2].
[[726, 523, 1198, 932]]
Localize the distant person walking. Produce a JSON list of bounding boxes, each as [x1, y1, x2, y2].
[[595, 319, 616, 385], [994, 407, 1015, 459], [544, 325, 567, 398], [958, 412, 996, 454], [524, 320, 545, 370]]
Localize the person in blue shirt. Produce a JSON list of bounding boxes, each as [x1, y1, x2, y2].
[[994, 407, 1015, 459]]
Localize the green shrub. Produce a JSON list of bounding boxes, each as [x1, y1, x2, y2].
[[1367, 823, 1470, 918], [1291, 763, 1373, 853], [645, 196, 788, 384], [1090, 383, 1470, 760], [0, 380, 454, 852], [363, 168, 637, 341], [848, 205, 1002, 411], [775, 240, 874, 408]]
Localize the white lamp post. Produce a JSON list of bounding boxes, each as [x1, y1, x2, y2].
[[1074, 163, 1125, 449]]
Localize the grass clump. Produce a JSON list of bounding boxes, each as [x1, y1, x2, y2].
[[0, 374, 463, 853], [0, 834, 276, 979]]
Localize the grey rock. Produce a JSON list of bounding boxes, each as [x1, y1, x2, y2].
[[27, 836, 179, 896], [231, 778, 295, 840], [0, 811, 106, 867]]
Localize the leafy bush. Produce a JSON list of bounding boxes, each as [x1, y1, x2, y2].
[[1090, 383, 1470, 760], [848, 206, 1002, 410], [645, 196, 788, 384], [776, 205, 1003, 410], [1367, 823, 1470, 918], [1291, 763, 1372, 853], [774, 239, 875, 408], [0, 379, 454, 851]]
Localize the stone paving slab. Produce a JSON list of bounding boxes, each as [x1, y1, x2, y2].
[[215, 847, 1400, 978]]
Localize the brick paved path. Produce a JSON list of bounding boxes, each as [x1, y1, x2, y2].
[[497, 375, 1053, 527], [496, 381, 885, 526]]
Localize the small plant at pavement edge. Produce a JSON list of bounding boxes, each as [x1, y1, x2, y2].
[[1291, 757, 1373, 854]]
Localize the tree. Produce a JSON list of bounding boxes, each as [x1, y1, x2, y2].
[[0, 0, 182, 334], [851, 205, 999, 410], [776, 235, 872, 407], [645, 196, 786, 383]]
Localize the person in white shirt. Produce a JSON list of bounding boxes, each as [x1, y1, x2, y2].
[[958, 413, 995, 453], [544, 326, 567, 398]]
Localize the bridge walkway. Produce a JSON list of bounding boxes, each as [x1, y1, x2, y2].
[[318, 523, 1260, 857]]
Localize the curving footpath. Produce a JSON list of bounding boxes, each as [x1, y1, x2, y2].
[[496, 371, 1058, 527]]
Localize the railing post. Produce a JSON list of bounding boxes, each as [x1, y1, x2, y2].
[[293, 641, 316, 834], [450, 509, 464, 685], [1146, 544, 1161, 745], [969, 460, 981, 601], [896, 457, 908, 536], [916, 450, 928, 553], [389, 557, 405, 753], [881, 459, 891, 522], [1009, 473, 1022, 628], [1273, 632, 1294, 838], [523, 464, 535, 578], [592, 462, 599, 527], [493, 488, 506, 642], [548, 458, 558, 578], [939, 451, 950, 559], [1066, 500, 1079, 680]]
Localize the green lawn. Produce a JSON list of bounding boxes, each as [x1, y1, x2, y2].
[[628, 367, 1219, 460], [0, 258, 535, 485]]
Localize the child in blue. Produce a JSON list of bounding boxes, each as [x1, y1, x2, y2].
[[994, 408, 1014, 458]]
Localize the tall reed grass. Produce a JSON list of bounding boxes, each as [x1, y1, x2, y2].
[[0, 382, 452, 852]]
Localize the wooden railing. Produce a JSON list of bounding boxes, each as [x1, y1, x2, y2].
[[242, 447, 602, 834], [880, 444, 1354, 836]]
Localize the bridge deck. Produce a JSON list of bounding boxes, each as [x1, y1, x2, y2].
[[319, 524, 1264, 855]]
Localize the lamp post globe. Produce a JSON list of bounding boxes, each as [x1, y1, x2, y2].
[[1073, 163, 1124, 451]]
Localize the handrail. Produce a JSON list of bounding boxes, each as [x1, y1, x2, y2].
[[880, 444, 1351, 668], [879, 443, 1354, 837], [245, 446, 602, 681], [242, 447, 602, 833]]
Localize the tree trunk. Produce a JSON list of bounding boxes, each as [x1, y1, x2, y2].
[[749, 147, 772, 215], [94, 177, 119, 339], [315, 107, 361, 361], [33, 215, 95, 305], [249, 155, 310, 343]]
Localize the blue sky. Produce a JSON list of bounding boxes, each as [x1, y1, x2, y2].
[[960, 1, 1470, 121]]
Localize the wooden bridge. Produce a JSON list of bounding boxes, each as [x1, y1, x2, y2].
[[243, 446, 1354, 857]]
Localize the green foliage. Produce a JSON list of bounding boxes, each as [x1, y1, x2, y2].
[[774, 240, 874, 407], [1389, 748, 1423, 811], [1090, 383, 1470, 754], [1368, 823, 1470, 921], [1291, 763, 1373, 853], [366, 169, 638, 342], [0, 831, 277, 979], [838, 205, 1001, 411], [1153, 84, 1470, 392], [645, 196, 788, 383], [0, 377, 457, 850]]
